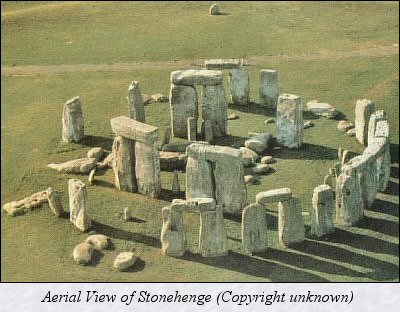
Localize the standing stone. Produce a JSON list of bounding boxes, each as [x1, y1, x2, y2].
[[378, 140, 391, 191], [172, 171, 180, 195], [259, 69, 279, 108], [199, 204, 228, 257], [276, 94, 303, 148], [187, 117, 197, 141], [68, 179, 91, 232], [355, 99, 375, 146], [62, 96, 84, 143], [112, 135, 137, 192], [368, 110, 387, 145], [203, 119, 214, 143], [229, 68, 250, 106], [169, 84, 198, 139], [278, 197, 305, 246], [338, 147, 343, 160], [124, 207, 133, 221], [210, 3, 219, 15], [341, 150, 350, 165], [127, 81, 145, 122], [335, 170, 363, 226], [323, 174, 335, 189], [311, 185, 335, 237], [88, 168, 96, 186], [242, 203, 268, 253], [334, 162, 341, 178], [135, 140, 161, 198], [46, 187, 64, 217], [160, 206, 186, 257], [202, 83, 228, 138]]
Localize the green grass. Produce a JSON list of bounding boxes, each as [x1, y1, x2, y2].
[[1, 1, 398, 282]]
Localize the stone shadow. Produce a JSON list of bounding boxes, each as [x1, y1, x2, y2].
[[91, 221, 161, 248], [228, 102, 275, 117], [354, 216, 399, 238], [213, 135, 246, 148], [390, 143, 399, 164], [181, 250, 328, 282], [367, 198, 399, 217], [290, 239, 399, 281], [122, 258, 146, 273], [87, 250, 105, 267], [79, 135, 114, 151], [382, 180, 399, 196], [270, 142, 339, 161], [158, 188, 186, 202], [390, 166, 399, 179]]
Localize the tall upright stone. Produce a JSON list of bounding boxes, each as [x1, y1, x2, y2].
[[62, 96, 84, 143], [169, 84, 198, 139], [127, 81, 145, 122], [355, 99, 375, 146], [202, 83, 228, 138], [242, 203, 268, 253], [276, 93, 303, 148], [368, 110, 386, 145], [68, 179, 91, 232], [172, 171, 180, 195], [311, 185, 335, 237], [229, 68, 250, 106], [160, 206, 185, 257], [187, 117, 197, 141], [259, 69, 279, 109], [278, 197, 305, 246], [112, 135, 137, 192], [199, 204, 228, 257]]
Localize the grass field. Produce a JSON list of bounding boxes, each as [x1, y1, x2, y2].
[[1, 1, 399, 282]]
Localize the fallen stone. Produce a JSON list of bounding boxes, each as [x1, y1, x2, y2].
[[97, 152, 113, 169], [252, 164, 270, 174], [151, 93, 168, 102], [244, 175, 256, 184], [347, 128, 356, 137], [245, 132, 271, 154], [48, 158, 97, 174], [306, 100, 338, 118], [256, 188, 292, 205], [265, 118, 275, 124], [260, 156, 276, 164], [228, 113, 239, 120], [87, 147, 105, 162], [142, 94, 152, 105], [171, 70, 222, 86], [303, 121, 314, 129], [113, 252, 137, 271], [2, 189, 50, 216], [239, 147, 259, 167], [86, 234, 110, 251], [73, 242, 94, 265], [159, 151, 187, 171], [337, 120, 354, 131]]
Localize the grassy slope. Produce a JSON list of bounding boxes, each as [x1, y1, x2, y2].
[[1, 1, 399, 282]]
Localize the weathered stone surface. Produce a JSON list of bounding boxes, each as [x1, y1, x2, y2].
[[337, 120, 354, 131], [242, 203, 268, 253], [323, 174, 335, 189], [205, 59, 241, 69], [127, 81, 145, 122], [229, 68, 250, 106], [171, 70, 223, 86], [276, 94, 303, 148], [48, 158, 97, 174], [159, 151, 187, 171], [240, 147, 259, 167], [375, 120, 390, 139], [97, 152, 113, 169], [203, 119, 214, 143], [347, 128, 356, 137], [199, 204, 228, 257], [244, 175, 256, 184], [202, 83, 228, 138], [87, 147, 105, 162], [329, 167, 336, 176], [252, 164, 270, 174], [244, 132, 271, 154], [124, 207, 133, 221], [259, 69, 278, 108], [142, 93, 152, 105], [160, 206, 186, 257], [311, 185, 335, 237], [279, 197, 305, 246], [62, 96, 84, 143], [209, 3, 219, 15], [338, 147, 343, 161], [73, 242, 94, 265], [135, 141, 161, 198], [169, 84, 198, 139], [261, 156, 276, 164], [161, 127, 172, 146], [172, 171, 180, 195], [256, 188, 292, 205], [2, 189, 50, 216], [46, 187, 64, 217], [368, 110, 387, 145], [88, 168, 96, 186], [112, 135, 137, 192], [170, 198, 216, 213], [265, 118, 275, 124], [341, 150, 350, 165], [355, 99, 375, 146], [334, 162, 341, 178], [151, 93, 168, 102], [86, 234, 109, 251], [187, 117, 197, 141], [303, 121, 314, 129], [228, 113, 239, 120], [113, 252, 137, 271], [110, 116, 158, 144], [335, 170, 363, 226], [69, 179, 91, 232], [306, 100, 338, 119], [161, 142, 193, 153]]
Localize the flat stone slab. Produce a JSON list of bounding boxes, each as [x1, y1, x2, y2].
[[113, 252, 137, 271], [337, 120, 355, 131], [205, 59, 241, 70], [170, 198, 215, 213], [306, 100, 338, 118], [171, 70, 223, 86], [256, 188, 292, 205], [110, 116, 158, 144]]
